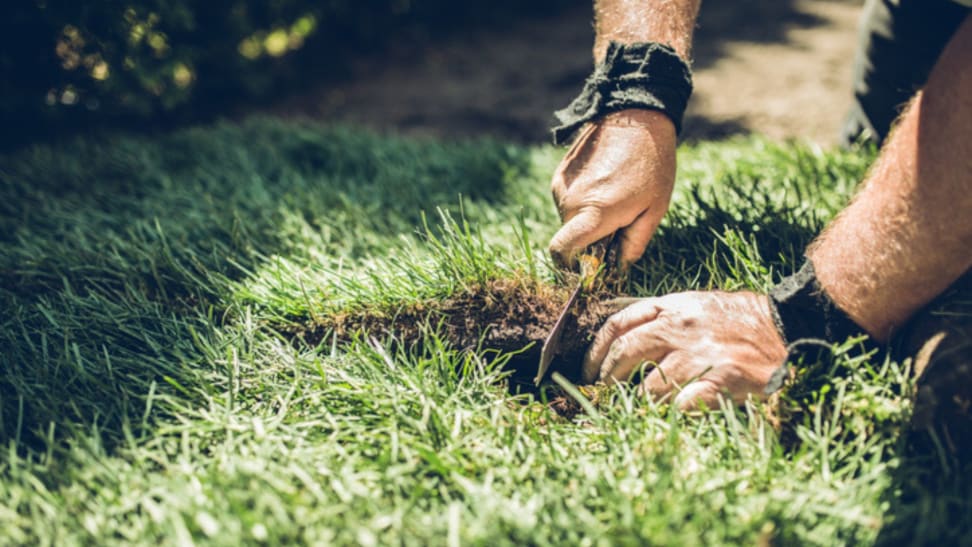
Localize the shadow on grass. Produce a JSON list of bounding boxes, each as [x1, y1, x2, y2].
[[876, 447, 972, 545], [627, 186, 823, 295], [0, 117, 532, 455], [876, 270, 972, 544]]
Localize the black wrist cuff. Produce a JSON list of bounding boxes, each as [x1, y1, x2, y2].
[[551, 41, 693, 145], [764, 260, 875, 394], [768, 260, 867, 346]]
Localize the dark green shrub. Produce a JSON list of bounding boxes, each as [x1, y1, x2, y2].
[[0, 0, 579, 144]]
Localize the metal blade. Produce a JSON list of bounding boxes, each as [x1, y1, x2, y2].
[[535, 281, 583, 385], [534, 232, 620, 386]]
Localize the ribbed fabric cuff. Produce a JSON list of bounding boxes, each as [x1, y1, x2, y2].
[[764, 260, 878, 394], [551, 41, 693, 145]]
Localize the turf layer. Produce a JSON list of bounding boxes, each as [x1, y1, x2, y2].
[[1, 118, 968, 545]]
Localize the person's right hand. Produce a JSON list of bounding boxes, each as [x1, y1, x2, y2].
[[549, 108, 677, 269]]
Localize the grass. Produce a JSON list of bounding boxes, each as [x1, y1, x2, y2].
[[0, 118, 968, 545]]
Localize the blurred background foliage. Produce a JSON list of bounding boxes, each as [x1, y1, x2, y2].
[[0, 0, 576, 147]]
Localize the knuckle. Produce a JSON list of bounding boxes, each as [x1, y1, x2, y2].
[[656, 302, 702, 331], [601, 313, 623, 339], [611, 334, 631, 357], [576, 204, 603, 225], [599, 346, 626, 380], [678, 315, 698, 329], [609, 335, 637, 363], [655, 308, 675, 329]]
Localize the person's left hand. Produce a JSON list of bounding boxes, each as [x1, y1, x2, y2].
[[583, 291, 788, 410]]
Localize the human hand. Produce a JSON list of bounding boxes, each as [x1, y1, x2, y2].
[[583, 291, 788, 411], [549, 108, 677, 269]]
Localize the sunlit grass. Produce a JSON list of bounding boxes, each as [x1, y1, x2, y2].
[[0, 118, 966, 544]]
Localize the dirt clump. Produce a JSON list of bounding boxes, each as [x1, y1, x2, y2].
[[543, 383, 616, 421], [293, 278, 619, 389]]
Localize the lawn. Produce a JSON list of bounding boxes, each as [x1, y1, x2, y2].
[[1, 118, 968, 545]]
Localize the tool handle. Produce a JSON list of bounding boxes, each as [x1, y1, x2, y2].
[[578, 232, 621, 290]]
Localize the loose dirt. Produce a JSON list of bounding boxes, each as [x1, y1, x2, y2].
[[292, 278, 617, 391], [270, 0, 862, 145]]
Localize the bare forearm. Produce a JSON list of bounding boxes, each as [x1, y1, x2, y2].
[[594, 0, 701, 61], [809, 16, 972, 341]]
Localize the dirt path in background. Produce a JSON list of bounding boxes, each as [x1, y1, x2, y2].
[[271, 0, 862, 145], [686, 0, 861, 143]]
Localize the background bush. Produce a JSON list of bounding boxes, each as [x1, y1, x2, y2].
[[0, 0, 578, 145]]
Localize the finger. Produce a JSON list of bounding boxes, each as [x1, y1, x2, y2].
[[597, 323, 670, 384], [673, 381, 725, 413], [618, 206, 665, 267], [549, 207, 613, 268], [640, 362, 724, 412], [639, 363, 676, 401], [582, 299, 661, 382]]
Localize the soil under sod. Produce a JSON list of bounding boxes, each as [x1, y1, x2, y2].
[[293, 279, 619, 394]]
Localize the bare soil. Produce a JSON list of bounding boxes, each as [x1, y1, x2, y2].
[[271, 0, 863, 145], [292, 279, 616, 391]]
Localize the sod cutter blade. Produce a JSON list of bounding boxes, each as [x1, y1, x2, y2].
[[534, 232, 619, 385], [535, 282, 582, 385]]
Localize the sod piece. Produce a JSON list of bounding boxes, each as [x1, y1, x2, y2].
[[3, 119, 971, 545]]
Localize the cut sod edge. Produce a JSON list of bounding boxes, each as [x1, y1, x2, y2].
[[284, 277, 619, 415]]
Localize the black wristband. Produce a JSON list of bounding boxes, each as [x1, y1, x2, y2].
[[551, 41, 693, 145], [768, 260, 867, 346], [764, 260, 875, 394]]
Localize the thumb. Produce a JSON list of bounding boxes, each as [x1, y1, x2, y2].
[[549, 207, 613, 267]]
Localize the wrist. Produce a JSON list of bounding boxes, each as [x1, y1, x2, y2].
[[599, 109, 676, 132], [808, 250, 893, 342], [768, 260, 871, 346], [763, 259, 882, 394], [551, 42, 693, 145]]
